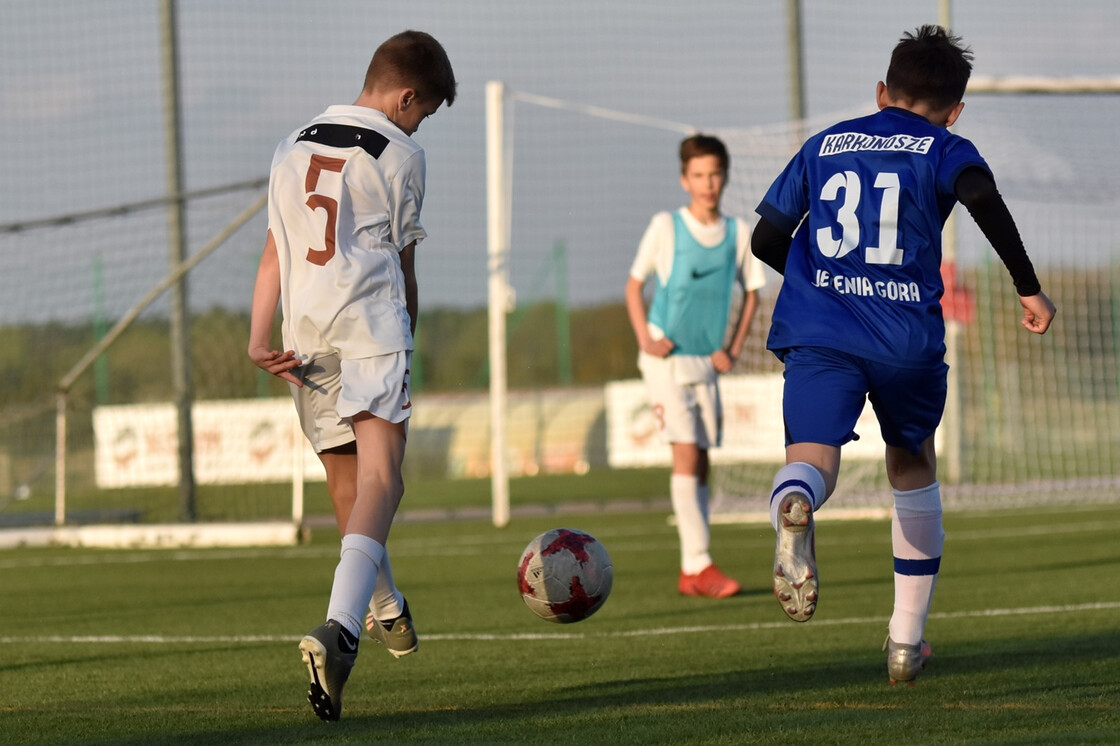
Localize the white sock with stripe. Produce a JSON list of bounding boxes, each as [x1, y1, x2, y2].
[[889, 482, 944, 646], [768, 462, 827, 532]]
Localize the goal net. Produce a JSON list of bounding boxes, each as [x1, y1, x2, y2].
[[2, 3, 1117, 544], [0, 183, 312, 547], [488, 81, 1120, 520], [721, 86, 1120, 514]]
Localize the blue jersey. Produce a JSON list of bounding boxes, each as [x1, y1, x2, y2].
[[756, 107, 989, 367], [647, 213, 737, 356]]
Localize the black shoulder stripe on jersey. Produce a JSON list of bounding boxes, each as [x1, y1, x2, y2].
[[296, 124, 389, 159]]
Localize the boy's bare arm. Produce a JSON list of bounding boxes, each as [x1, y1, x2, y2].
[[713, 289, 759, 373], [248, 230, 303, 385], [625, 276, 674, 357], [400, 241, 418, 336]]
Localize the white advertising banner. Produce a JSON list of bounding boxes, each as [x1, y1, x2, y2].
[[95, 376, 915, 486], [605, 373, 890, 468], [93, 400, 325, 488]]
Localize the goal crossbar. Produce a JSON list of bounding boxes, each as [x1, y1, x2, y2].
[[969, 75, 1120, 95]]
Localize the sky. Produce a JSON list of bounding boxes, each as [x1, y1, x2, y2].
[[1, 0, 1118, 323]]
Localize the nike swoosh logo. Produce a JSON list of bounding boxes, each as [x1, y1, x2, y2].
[[691, 267, 721, 279]]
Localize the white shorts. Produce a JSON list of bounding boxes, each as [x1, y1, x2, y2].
[[638, 352, 722, 448], [290, 351, 412, 453]]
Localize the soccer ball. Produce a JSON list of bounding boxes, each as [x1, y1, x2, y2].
[[516, 528, 613, 624]]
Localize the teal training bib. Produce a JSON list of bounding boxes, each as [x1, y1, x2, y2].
[[647, 214, 737, 356]]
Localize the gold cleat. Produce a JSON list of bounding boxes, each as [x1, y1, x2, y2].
[[885, 637, 933, 685]]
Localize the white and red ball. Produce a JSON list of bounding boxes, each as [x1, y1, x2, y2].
[[516, 528, 613, 624]]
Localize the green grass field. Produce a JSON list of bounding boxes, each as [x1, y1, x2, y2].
[[2, 500, 1119, 744]]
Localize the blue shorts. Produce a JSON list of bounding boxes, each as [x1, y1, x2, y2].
[[780, 347, 948, 454]]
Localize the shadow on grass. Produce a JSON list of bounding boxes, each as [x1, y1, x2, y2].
[[60, 629, 1120, 745]]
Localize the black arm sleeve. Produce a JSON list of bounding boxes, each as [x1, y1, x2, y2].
[[751, 215, 793, 276], [954, 166, 1041, 296]]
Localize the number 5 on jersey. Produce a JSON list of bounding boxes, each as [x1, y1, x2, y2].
[[304, 154, 347, 266]]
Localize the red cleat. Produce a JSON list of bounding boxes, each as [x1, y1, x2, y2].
[[678, 564, 742, 598]]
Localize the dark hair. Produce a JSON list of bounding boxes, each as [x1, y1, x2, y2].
[[885, 25, 973, 110], [364, 30, 457, 106], [679, 134, 729, 175]]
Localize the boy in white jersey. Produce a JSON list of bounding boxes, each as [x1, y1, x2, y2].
[[248, 30, 455, 721], [626, 134, 766, 599]]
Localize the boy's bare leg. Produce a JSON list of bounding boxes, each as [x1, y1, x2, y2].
[[345, 412, 406, 543], [318, 447, 358, 533], [319, 427, 413, 654], [784, 443, 841, 496], [884, 437, 937, 491]]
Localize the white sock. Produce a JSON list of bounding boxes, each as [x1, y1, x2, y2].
[[769, 462, 827, 531], [698, 482, 711, 526], [888, 482, 944, 646], [671, 473, 712, 575], [327, 533, 385, 639], [369, 552, 405, 622]]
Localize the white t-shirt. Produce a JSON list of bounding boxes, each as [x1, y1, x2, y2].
[[630, 208, 766, 381], [268, 105, 426, 361]]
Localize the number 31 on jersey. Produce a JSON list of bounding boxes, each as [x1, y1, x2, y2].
[[816, 170, 904, 266]]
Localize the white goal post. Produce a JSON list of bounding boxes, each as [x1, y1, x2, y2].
[[485, 81, 698, 527]]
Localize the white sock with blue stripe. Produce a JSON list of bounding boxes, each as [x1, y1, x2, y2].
[[768, 462, 827, 531], [889, 482, 944, 646]]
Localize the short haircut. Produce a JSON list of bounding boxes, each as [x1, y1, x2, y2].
[[679, 134, 729, 175], [364, 30, 457, 106], [885, 25, 973, 110]]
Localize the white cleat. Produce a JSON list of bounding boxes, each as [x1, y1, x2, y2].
[[772, 492, 818, 622]]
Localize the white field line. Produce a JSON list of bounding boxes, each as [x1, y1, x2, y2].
[[1, 602, 1117, 646]]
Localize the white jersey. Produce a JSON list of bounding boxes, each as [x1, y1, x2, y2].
[[268, 105, 427, 361], [630, 208, 766, 382]]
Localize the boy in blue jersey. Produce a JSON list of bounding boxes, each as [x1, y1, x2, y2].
[[751, 26, 1055, 683], [627, 135, 767, 599]]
